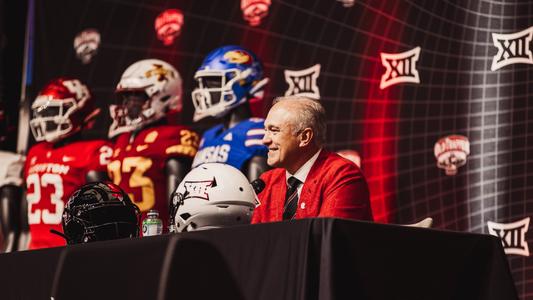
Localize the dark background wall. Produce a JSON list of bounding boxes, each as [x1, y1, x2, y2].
[[0, 0, 26, 151]]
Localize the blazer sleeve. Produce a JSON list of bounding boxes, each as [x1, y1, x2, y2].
[[251, 171, 272, 224], [317, 163, 373, 221], [251, 203, 263, 224]]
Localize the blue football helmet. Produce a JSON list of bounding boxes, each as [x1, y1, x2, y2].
[[191, 45, 269, 121]]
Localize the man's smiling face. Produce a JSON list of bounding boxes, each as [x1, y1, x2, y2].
[[262, 103, 301, 171]]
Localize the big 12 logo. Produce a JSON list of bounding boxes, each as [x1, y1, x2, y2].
[[284, 64, 321, 100], [487, 217, 530, 257], [491, 27, 533, 71], [380, 47, 421, 89]]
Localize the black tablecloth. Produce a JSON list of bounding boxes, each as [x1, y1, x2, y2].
[[0, 218, 518, 300]]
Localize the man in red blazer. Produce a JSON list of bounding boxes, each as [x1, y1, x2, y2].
[[251, 96, 373, 223]]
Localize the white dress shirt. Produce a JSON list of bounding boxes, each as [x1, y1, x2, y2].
[[285, 149, 322, 197]]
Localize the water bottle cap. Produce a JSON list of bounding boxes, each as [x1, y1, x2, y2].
[[147, 209, 159, 217]]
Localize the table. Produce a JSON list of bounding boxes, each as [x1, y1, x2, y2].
[[0, 218, 518, 300]]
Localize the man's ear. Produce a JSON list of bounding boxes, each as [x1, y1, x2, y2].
[[299, 128, 314, 147]]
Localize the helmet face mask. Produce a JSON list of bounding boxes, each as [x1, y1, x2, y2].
[[62, 182, 141, 244], [169, 163, 259, 233], [109, 59, 182, 138], [30, 96, 76, 142], [113, 91, 152, 128], [191, 46, 268, 122], [30, 78, 95, 143]]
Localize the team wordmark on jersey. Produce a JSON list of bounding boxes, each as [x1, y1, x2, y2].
[[380, 47, 421, 89], [192, 144, 230, 166], [491, 27, 533, 71], [284, 64, 321, 100], [487, 217, 530, 256], [183, 179, 216, 200], [28, 163, 70, 175]]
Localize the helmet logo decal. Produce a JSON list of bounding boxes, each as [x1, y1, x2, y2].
[[104, 182, 124, 200], [145, 64, 175, 82], [223, 50, 252, 64], [183, 177, 217, 200]]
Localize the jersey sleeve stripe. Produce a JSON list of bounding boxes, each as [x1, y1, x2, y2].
[[245, 139, 264, 147], [246, 129, 265, 136]]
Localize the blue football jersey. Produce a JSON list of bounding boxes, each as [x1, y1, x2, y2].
[[192, 118, 268, 170]]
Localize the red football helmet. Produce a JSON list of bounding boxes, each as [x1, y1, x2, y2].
[[30, 78, 99, 143]]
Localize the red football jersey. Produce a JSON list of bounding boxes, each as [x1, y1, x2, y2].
[[108, 125, 199, 232], [24, 140, 112, 249]]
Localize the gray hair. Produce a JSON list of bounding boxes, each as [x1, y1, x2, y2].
[[272, 96, 327, 146]]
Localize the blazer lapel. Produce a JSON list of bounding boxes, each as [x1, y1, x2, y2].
[[275, 171, 288, 221], [296, 150, 329, 218]]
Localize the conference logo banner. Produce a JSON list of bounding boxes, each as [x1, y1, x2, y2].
[[241, 0, 271, 26], [73, 29, 101, 65], [487, 217, 530, 257], [154, 9, 184, 46], [284, 64, 321, 100], [380, 46, 420, 89], [434, 135, 470, 176], [491, 27, 533, 71]]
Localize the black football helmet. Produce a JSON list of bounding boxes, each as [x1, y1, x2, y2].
[[62, 182, 141, 244]]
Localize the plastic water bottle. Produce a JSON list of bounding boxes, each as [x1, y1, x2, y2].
[[142, 209, 163, 236]]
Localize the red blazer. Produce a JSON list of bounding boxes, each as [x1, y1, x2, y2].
[[252, 150, 373, 223]]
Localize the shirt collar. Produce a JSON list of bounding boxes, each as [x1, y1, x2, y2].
[[286, 148, 322, 184]]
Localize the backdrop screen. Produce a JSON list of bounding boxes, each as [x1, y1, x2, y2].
[[30, 0, 533, 298]]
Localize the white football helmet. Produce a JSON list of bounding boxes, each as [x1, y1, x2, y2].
[[109, 59, 182, 138], [170, 163, 259, 233]]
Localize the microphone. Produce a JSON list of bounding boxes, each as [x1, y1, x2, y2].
[[250, 178, 266, 194]]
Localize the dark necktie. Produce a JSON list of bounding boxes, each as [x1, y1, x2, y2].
[[283, 176, 301, 220]]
